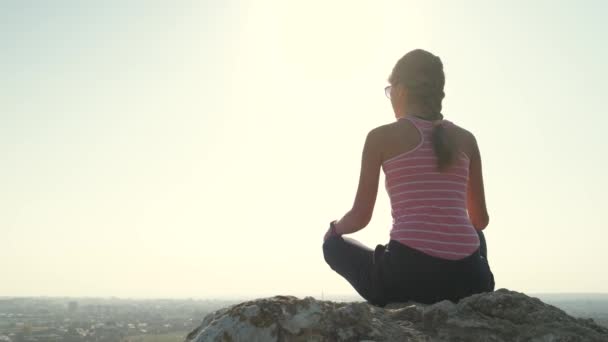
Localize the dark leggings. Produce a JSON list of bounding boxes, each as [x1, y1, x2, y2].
[[322, 231, 495, 307]]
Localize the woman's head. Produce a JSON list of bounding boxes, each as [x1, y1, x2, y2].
[[388, 49, 455, 171], [387, 49, 445, 120]]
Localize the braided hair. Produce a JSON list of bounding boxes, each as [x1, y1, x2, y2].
[[388, 49, 455, 171]]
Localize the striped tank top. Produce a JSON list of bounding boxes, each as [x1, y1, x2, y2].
[[382, 116, 480, 260]]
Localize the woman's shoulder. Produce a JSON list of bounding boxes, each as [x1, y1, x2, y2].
[[364, 121, 400, 139], [373, 118, 417, 133], [368, 120, 414, 143], [368, 118, 478, 145], [443, 120, 476, 140], [443, 121, 480, 158]]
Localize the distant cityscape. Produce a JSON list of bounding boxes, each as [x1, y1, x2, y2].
[[0, 297, 240, 342], [1, 294, 607, 342], [536, 293, 608, 328]]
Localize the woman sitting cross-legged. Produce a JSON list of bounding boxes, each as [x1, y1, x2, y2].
[[322, 49, 495, 307]]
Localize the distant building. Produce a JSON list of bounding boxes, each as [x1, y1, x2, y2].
[[67, 301, 78, 314]]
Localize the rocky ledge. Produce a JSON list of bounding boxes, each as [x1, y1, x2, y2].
[[185, 289, 608, 342]]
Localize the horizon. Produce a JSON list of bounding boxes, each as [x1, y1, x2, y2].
[[3, 291, 608, 302], [2, 1, 607, 298]]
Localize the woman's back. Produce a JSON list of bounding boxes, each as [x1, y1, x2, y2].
[[322, 49, 493, 306], [381, 116, 480, 260]]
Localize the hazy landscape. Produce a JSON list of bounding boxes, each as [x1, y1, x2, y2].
[[1, 293, 607, 342], [2, 1, 607, 341], [0, 296, 239, 342], [535, 293, 608, 328]]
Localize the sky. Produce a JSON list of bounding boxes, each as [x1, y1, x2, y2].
[[1, 0, 607, 299]]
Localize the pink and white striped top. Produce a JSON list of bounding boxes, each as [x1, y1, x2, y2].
[[382, 116, 480, 260]]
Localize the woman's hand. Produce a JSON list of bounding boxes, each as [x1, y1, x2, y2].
[[323, 220, 341, 242]]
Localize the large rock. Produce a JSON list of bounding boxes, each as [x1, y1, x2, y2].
[[185, 289, 608, 342]]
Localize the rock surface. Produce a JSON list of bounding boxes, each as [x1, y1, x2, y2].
[[185, 289, 608, 342]]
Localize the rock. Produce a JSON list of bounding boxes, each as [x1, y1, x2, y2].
[[185, 289, 608, 342]]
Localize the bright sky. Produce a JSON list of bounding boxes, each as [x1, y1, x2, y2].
[[2, 0, 607, 299]]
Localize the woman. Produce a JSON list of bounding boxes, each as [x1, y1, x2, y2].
[[322, 49, 494, 307]]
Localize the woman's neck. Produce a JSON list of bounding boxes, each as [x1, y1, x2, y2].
[[396, 112, 434, 120], [395, 104, 435, 120]]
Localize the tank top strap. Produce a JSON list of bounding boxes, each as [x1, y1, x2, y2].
[[402, 116, 434, 132], [405, 116, 453, 130]]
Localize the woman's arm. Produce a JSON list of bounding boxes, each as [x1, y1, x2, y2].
[[332, 128, 382, 235], [466, 133, 490, 230]]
